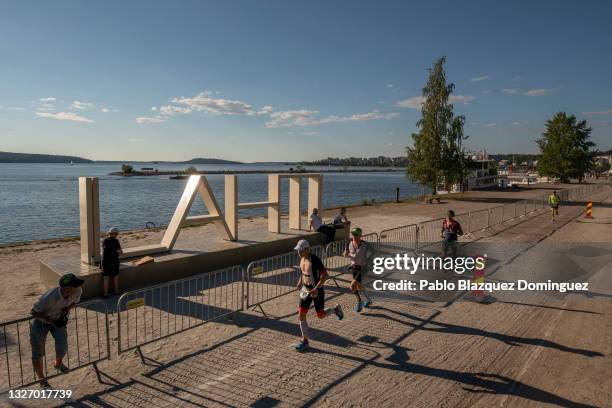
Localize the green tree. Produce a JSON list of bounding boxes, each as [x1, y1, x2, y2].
[[406, 57, 467, 195], [537, 112, 594, 182], [121, 164, 134, 175], [185, 166, 199, 174]]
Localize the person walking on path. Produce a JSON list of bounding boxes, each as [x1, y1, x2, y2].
[[294, 239, 343, 352], [548, 191, 561, 222], [309, 208, 336, 244], [343, 227, 373, 312], [102, 227, 123, 297], [441, 210, 463, 259], [30, 273, 84, 388]]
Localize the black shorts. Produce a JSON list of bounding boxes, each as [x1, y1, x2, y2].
[[349, 265, 363, 283], [298, 286, 325, 316], [550, 205, 559, 210], [102, 260, 120, 276]]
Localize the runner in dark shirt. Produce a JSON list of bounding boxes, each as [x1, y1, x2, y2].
[[440, 210, 463, 258], [102, 228, 123, 297], [293, 239, 343, 352]]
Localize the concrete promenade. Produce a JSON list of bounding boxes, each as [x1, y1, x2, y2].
[[1, 184, 611, 407]]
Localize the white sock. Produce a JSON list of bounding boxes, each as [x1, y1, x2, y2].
[[299, 320, 310, 340]]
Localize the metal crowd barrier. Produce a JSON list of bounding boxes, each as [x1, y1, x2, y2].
[[379, 224, 418, 255], [116, 265, 243, 354], [0, 299, 110, 392], [246, 245, 324, 310]]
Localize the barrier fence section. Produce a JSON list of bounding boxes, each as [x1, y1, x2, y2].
[[378, 225, 418, 256], [0, 299, 110, 392], [116, 265, 243, 354], [246, 246, 324, 309]]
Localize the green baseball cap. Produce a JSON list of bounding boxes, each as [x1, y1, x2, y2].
[[59, 273, 85, 288], [351, 227, 362, 236]]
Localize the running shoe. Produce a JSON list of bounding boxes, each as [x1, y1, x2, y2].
[[363, 299, 372, 308], [54, 363, 69, 373], [39, 379, 51, 388], [335, 304, 344, 320], [294, 341, 310, 352], [355, 301, 363, 312]]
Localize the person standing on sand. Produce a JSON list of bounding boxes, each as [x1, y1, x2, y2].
[[309, 208, 335, 244], [548, 190, 561, 222], [441, 210, 463, 259], [343, 227, 373, 312], [30, 273, 84, 388], [294, 239, 343, 352], [102, 227, 123, 297]]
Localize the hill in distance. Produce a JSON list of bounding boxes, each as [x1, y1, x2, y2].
[[0, 151, 244, 164], [0, 151, 93, 163], [183, 158, 242, 164]]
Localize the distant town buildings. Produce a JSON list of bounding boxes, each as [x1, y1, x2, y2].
[[301, 156, 408, 167]]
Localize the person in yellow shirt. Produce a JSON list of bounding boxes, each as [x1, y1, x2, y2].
[[548, 191, 561, 221]]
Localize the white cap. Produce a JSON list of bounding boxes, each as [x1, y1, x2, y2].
[[294, 239, 310, 252], [108, 227, 119, 234]]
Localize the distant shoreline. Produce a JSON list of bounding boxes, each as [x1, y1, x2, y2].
[[109, 168, 406, 176]]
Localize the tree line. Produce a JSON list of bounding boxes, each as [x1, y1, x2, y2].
[[406, 57, 604, 193]]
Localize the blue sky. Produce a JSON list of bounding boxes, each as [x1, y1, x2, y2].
[[1, 0, 611, 162]]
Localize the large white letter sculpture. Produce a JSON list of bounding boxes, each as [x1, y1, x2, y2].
[[78, 173, 322, 264]]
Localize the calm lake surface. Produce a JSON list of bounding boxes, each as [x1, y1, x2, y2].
[[0, 163, 424, 244]]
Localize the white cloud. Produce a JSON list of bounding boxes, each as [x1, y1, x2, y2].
[[39, 97, 56, 102], [386, 83, 394, 88], [482, 89, 492, 94], [523, 88, 553, 97], [512, 121, 529, 126], [503, 87, 554, 97], [395, 96, 425, 109], [485, 123, 496, 127], [265, 109, 397, 128], [159, 105, 192, 116], [512, 75, 524, 82], [128, 138, 144, 143], [71, 100, 94, 110], [449, 95, 474, 104], [395, 94, 474, 109], [582, 109, 612, 116], [171, 91, 255, 115], [471, 75, 490, 82], [257, 105, 274, 115], [301, 131, 319, 136], [36, 111, 94, 123], [8, 107, 25, 111], [100, 107, 109, 113], [37, 103, 55, 112], [501, 88, 519, 95], [151, 106, 158, 111], [135, 116, 167, 124]]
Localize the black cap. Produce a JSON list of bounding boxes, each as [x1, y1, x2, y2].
[[59, 273, 85, 288]]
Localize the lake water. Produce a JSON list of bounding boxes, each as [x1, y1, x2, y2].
[[0, 163, 424, 244]]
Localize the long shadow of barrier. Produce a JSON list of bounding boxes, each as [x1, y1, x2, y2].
[[366, 306, 604, 358]]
